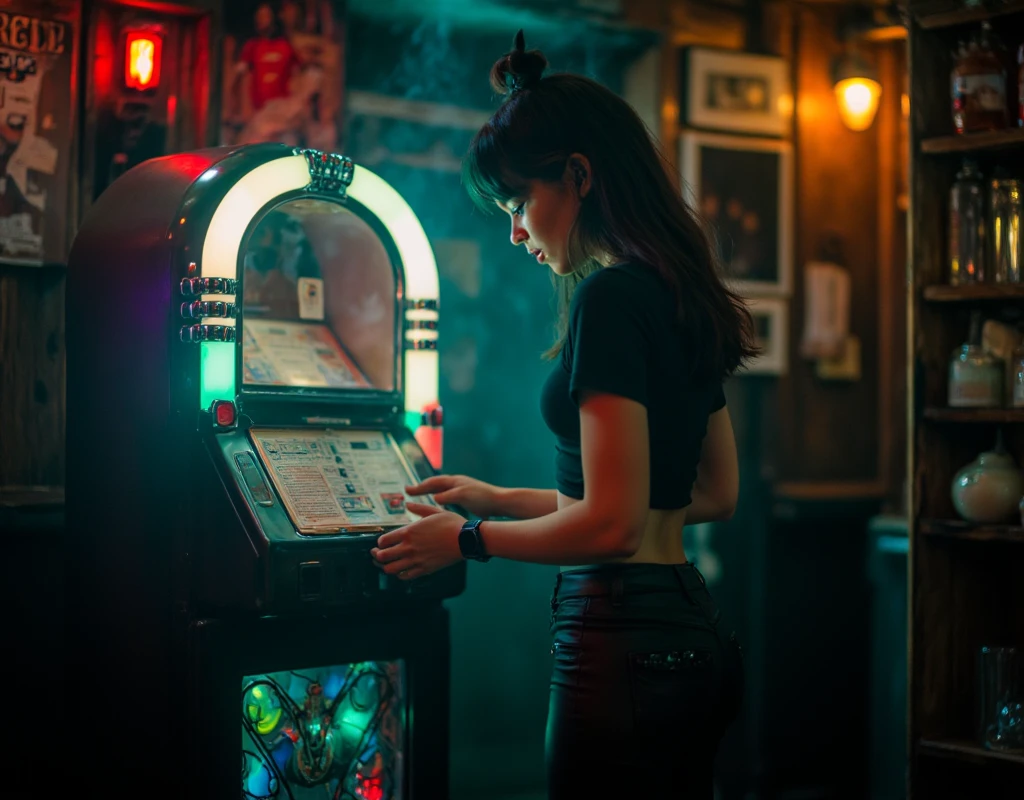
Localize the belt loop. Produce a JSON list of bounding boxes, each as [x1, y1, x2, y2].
[[611, 576, 624, 607]]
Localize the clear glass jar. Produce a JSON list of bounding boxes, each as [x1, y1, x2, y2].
[[949, 313, 1003, 407]]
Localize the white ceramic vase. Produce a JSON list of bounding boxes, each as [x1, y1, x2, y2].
[[951, 433, 1024, 524]]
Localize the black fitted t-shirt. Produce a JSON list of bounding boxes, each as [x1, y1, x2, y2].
[[540, 262, 726, 509]]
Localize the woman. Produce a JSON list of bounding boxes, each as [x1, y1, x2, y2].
[[372, 30, 756, 798]]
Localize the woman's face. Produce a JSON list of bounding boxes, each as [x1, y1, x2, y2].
[[497, 178, 581, 276]]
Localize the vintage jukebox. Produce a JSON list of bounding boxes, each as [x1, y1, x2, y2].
[[65, 144, 464, 799]]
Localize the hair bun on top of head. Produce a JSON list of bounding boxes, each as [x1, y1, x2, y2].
[[490, 29, 548, 98]]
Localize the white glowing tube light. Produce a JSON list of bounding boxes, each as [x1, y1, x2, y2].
[[198, 153, 440, 418]]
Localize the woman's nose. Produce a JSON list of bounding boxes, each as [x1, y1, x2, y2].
[[510, 220, 527, 246]]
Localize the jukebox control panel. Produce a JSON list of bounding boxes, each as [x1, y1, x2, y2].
[[209, 422, 453, 610], [249, 428, 435, 536]]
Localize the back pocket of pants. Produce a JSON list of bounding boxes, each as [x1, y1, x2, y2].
[[628, 649, 718, 737]]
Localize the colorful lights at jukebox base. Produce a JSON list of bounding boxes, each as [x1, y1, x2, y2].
[[242, 662, 404, 800]]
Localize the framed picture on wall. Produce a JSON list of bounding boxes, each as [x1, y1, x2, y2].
[[680, 131, 793, 297], [681, 47, 791, 137], [743, 297, 788, 376], [220, 0, 345, 150]]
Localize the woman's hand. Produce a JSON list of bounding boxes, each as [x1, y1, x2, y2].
[[406, 475, 504, 519], [371, 503, 466, 580]]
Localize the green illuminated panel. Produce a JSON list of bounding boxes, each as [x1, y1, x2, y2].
[[201, 342, 236, 409]]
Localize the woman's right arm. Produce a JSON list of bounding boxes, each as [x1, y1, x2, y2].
[[406, 475, 557, 520], [493, 487, 559, 519]]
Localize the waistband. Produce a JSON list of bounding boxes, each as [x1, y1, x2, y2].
[[553, 563, 715, 618]]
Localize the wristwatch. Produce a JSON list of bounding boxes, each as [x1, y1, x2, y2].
[[458, 519, 491, 562]]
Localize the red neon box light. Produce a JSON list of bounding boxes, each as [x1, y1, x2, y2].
[[125, 31, 162, 90]]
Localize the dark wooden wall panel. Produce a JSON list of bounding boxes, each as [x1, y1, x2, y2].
[[0, 268, 66, 487], [784, 5, 880, 482], [778, 4, 906, 493]]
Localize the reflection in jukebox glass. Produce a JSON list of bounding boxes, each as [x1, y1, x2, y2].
[[241, 660, 405, 799], [241, 198, 395, 391]]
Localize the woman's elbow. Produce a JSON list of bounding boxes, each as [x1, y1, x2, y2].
[[596, 513, 645, 558]]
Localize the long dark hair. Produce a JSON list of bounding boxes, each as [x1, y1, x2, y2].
[[462, 31, 759, 380]]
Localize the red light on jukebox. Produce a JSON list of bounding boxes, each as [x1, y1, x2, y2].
[[212, 400, 236, 427], [124, 31, 162, 91]]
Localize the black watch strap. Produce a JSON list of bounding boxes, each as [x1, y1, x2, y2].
[[459, 519, 491, 562]]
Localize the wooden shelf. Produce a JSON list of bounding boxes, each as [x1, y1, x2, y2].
[[920, 519, 1024, 542], [908, 11, 1024, 795], [916, 1, 1024, 31], [773, 480, 887, 501], [921, 128, 1024, 155], [923, 284, 1024, 302], [918, 738, 1024, 767], [923, 407, 1024, 422]]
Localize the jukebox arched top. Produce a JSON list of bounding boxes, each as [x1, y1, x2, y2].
[[68, 144, 438, 433], [187, 147, 439, 424]]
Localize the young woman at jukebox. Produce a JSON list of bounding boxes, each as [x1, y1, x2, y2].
[[371, 31, 757, 797]]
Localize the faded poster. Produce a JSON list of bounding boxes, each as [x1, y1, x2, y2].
[[221, 0, 344, 151], [0, 1, 77, 266]]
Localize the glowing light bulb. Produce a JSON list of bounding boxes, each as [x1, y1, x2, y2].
[[834, 77, 882, 132]]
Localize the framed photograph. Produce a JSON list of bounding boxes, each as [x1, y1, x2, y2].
[[680, 131, 793, 296], [681, 47, 790, 137], [743, 297, 788, 376], [221, 0, 345, 150]]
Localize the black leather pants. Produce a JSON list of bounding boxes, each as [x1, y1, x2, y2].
[[545, 563, 743, 799]]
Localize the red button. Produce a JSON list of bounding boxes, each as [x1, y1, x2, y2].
[[213, 400, 236, 427]]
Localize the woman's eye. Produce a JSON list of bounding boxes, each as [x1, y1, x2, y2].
[[512, 202, 525, 216]]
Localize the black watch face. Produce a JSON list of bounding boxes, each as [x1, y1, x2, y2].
[[458, 527, 478, 558]]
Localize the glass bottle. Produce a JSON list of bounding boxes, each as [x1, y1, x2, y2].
[[949, 311, 1003, 408], [949, 160, 987, 285], [990, 178, 1023, 284], [952, 22, 1009, 134]]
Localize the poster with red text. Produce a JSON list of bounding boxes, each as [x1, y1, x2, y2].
[[0, 0, 78, 266]]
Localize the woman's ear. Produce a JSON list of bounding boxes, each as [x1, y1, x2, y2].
[[565, 153, 593, 198]]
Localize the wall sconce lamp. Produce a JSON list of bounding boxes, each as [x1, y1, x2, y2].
[[831, 2, 902, 132], [833, 47, 882, 132]]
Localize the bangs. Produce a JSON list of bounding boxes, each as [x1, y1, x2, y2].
[[462, 126, 526, 213]]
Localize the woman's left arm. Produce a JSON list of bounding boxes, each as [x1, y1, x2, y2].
[[372, 390, 649, 577]]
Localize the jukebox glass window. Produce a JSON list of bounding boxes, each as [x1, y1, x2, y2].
[[240, 198, 397, 391], [241, 660, 406, 799]]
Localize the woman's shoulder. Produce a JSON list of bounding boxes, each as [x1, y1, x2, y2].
[[577, 261, 666, 300], [575, 263, 675, 320]]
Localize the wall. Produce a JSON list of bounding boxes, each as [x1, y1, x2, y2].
[[777, 2, 907, 505], [1, 0, 222, 495]]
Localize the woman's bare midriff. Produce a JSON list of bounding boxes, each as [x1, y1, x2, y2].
[[557, 491, 689, 572]]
